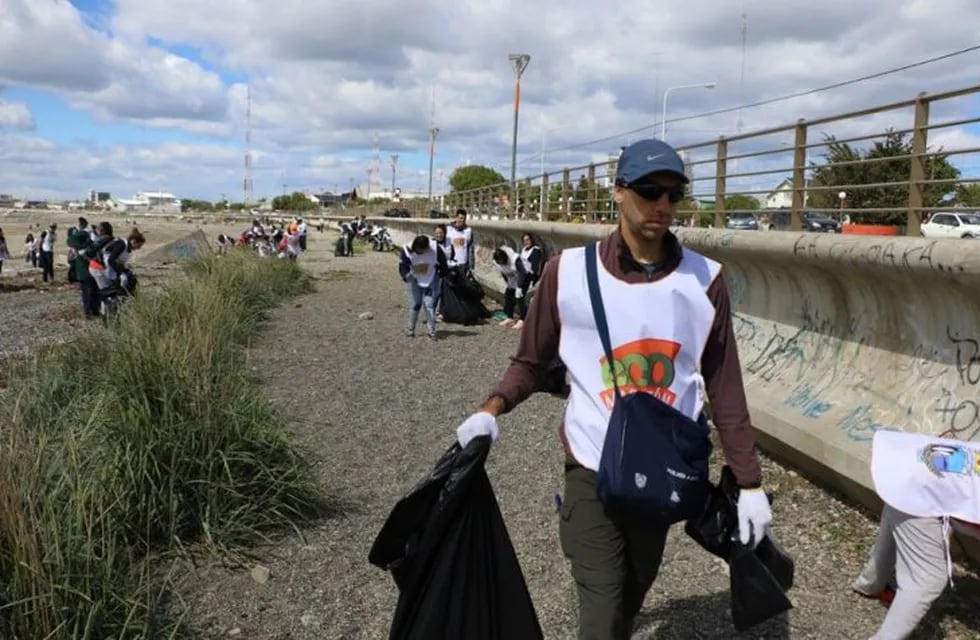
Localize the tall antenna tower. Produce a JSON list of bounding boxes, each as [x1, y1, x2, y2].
[[243, 85, 253, 206], [736, 11, 748, 134], [366, 130, 381, 199], [427, 88, 440, 206]]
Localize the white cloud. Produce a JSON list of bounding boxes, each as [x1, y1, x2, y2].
[[0, 0, 231, 128], [0, 99, 34, 131], [1, 0, 979, 200]]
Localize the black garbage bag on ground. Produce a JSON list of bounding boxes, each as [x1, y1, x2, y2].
[[441, 269, 490, 325], [685, 465, 794, 631], [368, 437, 544, 640], [448, 267, 486, 303], [334, 235, 348, 257]]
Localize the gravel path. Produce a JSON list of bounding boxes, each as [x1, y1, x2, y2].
[[26, 230, 978, 639]]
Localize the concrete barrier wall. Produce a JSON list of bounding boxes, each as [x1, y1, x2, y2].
[[372, 218, 980, 519]]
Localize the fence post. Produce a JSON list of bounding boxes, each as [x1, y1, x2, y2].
[[540, 172, 549, 221], [714, 137, 727, 228], [907, 92, 929, 237], [561, 169, 571, 221], [791, 119, 807, 231], [523, 178, 532, 219], [587, 163, 598, 222]]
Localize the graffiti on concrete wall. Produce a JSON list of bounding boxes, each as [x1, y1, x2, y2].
[[727, 268, 980, 443]]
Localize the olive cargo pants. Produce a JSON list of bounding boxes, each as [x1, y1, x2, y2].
[[559, 461, 670, 640]]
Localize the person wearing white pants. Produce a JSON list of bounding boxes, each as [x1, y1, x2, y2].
[[856, 430, 980, 640], [853, 504, 951, 639]]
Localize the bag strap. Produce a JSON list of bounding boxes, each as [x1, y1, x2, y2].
[[585, 242, 622, 399]]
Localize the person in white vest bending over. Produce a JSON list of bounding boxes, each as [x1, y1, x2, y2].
[[492, 246, 526, 329], [452, 138, 773, 639], [398, 234, 447, 340], [445, 208, 475, 271], [854, 429, 980, 640]]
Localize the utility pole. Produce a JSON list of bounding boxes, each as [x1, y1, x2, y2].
[[243, 84, 253, 207], [427, 127, 439, 207], [508, 54, 530, 215], [427, 88, 439, 208]]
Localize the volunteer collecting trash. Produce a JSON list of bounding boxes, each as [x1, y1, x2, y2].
[[854, 429, 980, 640], [454, 139, 774, 639]]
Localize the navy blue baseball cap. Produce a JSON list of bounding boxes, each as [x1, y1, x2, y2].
[[616, 139, 688, 185]]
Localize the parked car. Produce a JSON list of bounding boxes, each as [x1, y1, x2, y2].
[[803, 212, 841, 233], [760, 210, 840, 232], [921, 212, 980, 239], [428, 209, 448, 219], [725, 212, 759, 230], [382, 208, 411, 218]]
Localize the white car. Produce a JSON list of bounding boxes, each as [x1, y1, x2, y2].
[[921, 212, 980, 239]]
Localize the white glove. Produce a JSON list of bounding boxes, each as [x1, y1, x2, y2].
[[737, 487, 772, 547], [456, 412, 499, 448], [514, 288, 524, 299]]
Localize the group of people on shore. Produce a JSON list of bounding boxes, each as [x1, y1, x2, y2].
[[0, 218, 144, 320], [67, 217, 145, 318], [217, 217, 309, 261], [396, 209, 545, 339]]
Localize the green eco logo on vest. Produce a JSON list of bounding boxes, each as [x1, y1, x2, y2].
[[599, 338, 681, 410]]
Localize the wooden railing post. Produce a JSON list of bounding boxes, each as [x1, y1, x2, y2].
[[907, 92, 929, 236], [713, 137, 727, 229], [791, 119, 807, 231]]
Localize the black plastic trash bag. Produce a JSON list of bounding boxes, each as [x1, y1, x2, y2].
[[685, 465, 794, 631], [730, 539, 794, 631], [440, 281, 485, 325], [684, 465, 743, 560], [368, 437, 544, 640], [440, 271, 491, 325]]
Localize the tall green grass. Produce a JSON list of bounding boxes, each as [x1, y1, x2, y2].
[[0, 252, 324, 639]]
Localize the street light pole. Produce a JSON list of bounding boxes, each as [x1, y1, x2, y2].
[[509, 53, 531, 215], [661, 82, 717, 141], [427, 127, 440, 208]]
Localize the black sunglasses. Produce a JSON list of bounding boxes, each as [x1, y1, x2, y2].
[[622, 181, 685, 204]]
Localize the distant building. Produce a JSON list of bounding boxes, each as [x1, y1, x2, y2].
[[88, 189, 112, 206], [111, 191, 181, 213], [0, 193, 14, 207], [313, 191, 357, 207], [764, 178, 794, 209]]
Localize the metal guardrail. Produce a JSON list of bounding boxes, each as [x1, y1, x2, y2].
[[354, 85, 980, 236]]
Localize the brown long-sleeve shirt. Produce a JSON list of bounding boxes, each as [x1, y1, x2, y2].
[[487, 228, 763, 487]]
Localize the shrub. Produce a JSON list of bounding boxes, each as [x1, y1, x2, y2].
[[0, 252, 322, 639]]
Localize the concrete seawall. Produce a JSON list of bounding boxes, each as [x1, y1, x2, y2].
[[372, 219, 980, 542]]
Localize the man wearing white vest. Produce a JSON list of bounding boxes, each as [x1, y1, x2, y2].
[[398, 234, 447, 340], [445, 209, 475, 270], [854, 429, 980, 639], [453, 139, 772, 639]]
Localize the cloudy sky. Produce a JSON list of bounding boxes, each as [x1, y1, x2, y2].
[[1, 0, 979, 202]]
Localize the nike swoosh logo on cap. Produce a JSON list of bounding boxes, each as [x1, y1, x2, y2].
[[646, 154, 664, 161]]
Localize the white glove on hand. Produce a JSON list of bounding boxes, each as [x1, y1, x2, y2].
[[514, 288, 524, 299], [456, 411, 499, 448], [737, 488, 772, 547]]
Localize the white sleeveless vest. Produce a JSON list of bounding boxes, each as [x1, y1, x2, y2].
[[872, 430, 980, 523], [496, 246, 520, 289], [446, 226, 473, 266], [519, 245, 541, 276], [403, 243, 438, 288], [556, 243, 721, 471]]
